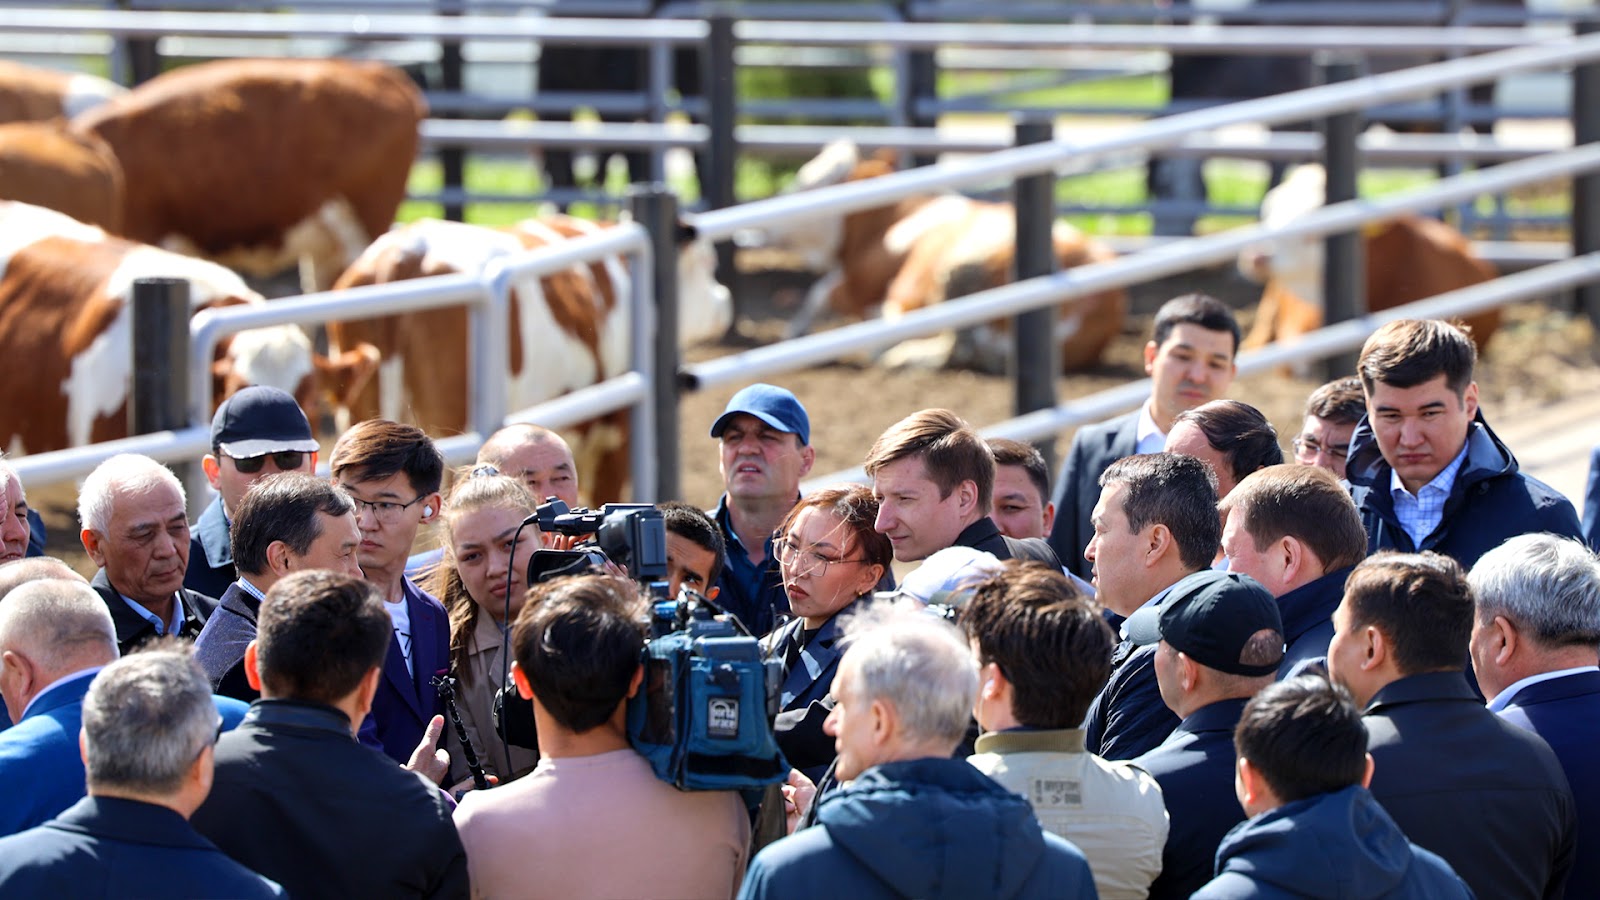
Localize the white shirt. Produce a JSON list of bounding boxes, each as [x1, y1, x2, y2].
[[1134, 401, 1167, 456], [1487, 666, 1600, 713], [386, 597, 413, 678]]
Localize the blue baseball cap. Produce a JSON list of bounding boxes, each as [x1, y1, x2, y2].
[[710, 383, 810, 446]]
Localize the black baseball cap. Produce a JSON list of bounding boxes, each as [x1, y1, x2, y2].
[[210, 386, 318, 459], [1125, 570, 1284, 676]]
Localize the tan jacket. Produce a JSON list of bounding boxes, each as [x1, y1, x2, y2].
[[449, 612, 539, 785], [970, 728, 1168, 900]]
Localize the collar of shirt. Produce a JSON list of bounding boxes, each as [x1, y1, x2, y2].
[[1389, 438, 1470, 502], [118, 592, 184, 636], [1487, 665, 1600, 712], [236, 578, 267, 603], [1134, 400, 1166, 455], [20, 666, 103, 720]]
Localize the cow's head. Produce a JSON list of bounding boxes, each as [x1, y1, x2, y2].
[[213, 323, 380, 431], [676, 235, 733, 345]]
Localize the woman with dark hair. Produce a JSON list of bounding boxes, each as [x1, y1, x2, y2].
[[765, 484, 892, 783], [425, 469, 542, 785]]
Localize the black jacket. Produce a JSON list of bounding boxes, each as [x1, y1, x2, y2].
[[184, 495, 237, 601], [1049, 412, 1140, 578], [1134, 697, 1250, 900], [1498, 670, 1600, 900], [90, 569, 215, 656], [1275, 566, 1351, 679], [1364, 670, 1576, 900], [191, 699, 468, 900], [953, 517, 1060, 567], [1345, 414, 1581, 571]]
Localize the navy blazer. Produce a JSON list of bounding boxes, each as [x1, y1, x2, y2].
[[90, 568, 216, 656], [1583, 444, 1600, 553], [1049, 411, 1140, 579], [185, 495, 237, 601], [1499, 670, 1600, 900], [1084, 640, 1180, 762], [1366, 670, 1576, 900], [24, 508, 44, 557], [193, 581, 263, 702], [363, 577, 450, 764], [0, 796, 283, 897], [763, 602, 858, 784], [1134, 697, 1250, 900], [1275, 566, 1351, 679]]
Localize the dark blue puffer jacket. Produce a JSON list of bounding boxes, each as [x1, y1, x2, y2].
[[1193, 785, 1474, 899], [738, 757, 1098, 900]]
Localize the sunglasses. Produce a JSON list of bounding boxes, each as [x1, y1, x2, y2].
[[228, 451, 308, 474]]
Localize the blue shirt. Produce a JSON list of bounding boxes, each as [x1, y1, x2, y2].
[[1390, 440, 1469, 548], [117, 593, 182, 638]]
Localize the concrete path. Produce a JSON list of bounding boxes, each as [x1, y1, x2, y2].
[[1497, 392, 1600, 512]]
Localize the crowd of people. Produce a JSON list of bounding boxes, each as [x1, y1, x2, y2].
[[0, 298, 1595, 899]]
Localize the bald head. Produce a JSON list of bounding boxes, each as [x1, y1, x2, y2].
[[0, 556, 87, 601], [478, 424, 579, 508], [0, 579, 118, 714]]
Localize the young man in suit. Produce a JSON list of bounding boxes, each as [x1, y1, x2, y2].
[[1049, 294, 1239, 578], [1470, 533, 1600, 899], [330, 419, 449, 765]]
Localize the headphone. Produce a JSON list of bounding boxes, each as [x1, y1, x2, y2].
[[423, 505, 435, 518]]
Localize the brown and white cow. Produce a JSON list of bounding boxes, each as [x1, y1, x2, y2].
[[0, 201, 377, 456], [0, 121, 123, 231], [73, 58, 425, 291], [0, 60, 124, 123], [327, 216, 731, 503], [1238, 164, 1501, 353], [769, 140, 1127, 373]]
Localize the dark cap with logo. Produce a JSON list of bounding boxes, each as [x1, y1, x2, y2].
[[1125, 570, 1285, 676], [710, 383, 811, 446], [210, 386, 318, 459]]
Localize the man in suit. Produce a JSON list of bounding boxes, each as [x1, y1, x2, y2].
[[867, 408, 1059, 567], [1082, 453, 1220, 760], [330, 419, 450, 765], [0, 556, 86, 731], [1469, 533, 1600, 899], [1329, 550, 1576, 899], [194, 474, 362, 702], [185, 386, 321, 600], [0, 580, 249, 837], [1345, 318, 1581, 571], [1219, 464, 1367, 677], [1049, 294, 1239, 577], [1127, 570, 1283, 900], [191, 570, 467, 899], [0, 646, 284, 897], [79, 453, 217, 655]]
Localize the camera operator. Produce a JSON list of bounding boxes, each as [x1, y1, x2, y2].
[[455, 574, 750, 899]]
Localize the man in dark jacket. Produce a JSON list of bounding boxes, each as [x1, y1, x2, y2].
[[0, 647, 284, 898], [1193, 673, 1470, 899], [739, 602, 1096, 900], [1345, 318, 1580, 571], [78, 453, 216, 655], [1049, 294, 1239, 576], [1470, 533, 1600, 900], [1220, 464, 1366, 677], [186, 386, 321, 600], [1081, 453, 1220, 760], [1329, 551, 1576, 900], [193, 474, 362, 702], [1127, 570, 1284, 900], [190, 570, 468, 900]]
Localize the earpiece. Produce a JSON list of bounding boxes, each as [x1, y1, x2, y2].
[[423, 505, 435, 518]]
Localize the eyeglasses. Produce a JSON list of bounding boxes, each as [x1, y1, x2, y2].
[[774, 537, 868, 578], [228, 451, 308, 474], [340, 488, 428, 523], [1291, 436, 1349, 462]]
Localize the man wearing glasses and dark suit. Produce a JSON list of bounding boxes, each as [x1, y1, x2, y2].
[[186, 387, 321, 600]]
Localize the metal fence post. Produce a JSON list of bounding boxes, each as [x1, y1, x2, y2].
[[1319, 54, 1365, 381], [116, 0, 161, 85], [439, 0, 466, 222], [1011, 116, 1058, 470], [897, 0, 938, 168], [630, 186, 680, 501], [705, 13, 740, 331], [130, 278, 194, 504], [1575, 19, 1600, 328]]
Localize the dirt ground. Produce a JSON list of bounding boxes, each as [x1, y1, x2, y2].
[[29, 253, 1600, 578]]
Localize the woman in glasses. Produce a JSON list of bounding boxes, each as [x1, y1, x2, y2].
[[425, 469, 542, 786], [765, 484, 892, 784]]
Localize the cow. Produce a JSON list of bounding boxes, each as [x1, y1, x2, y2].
[[72, 58, 425, 292], [0, 201, 379, 456], [0, 120, 123, 231], [768, 140, 1127, 374], [326, 215, 731, 503], [0, 60, 124, 123], [1238, 164, 1501, 354]]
